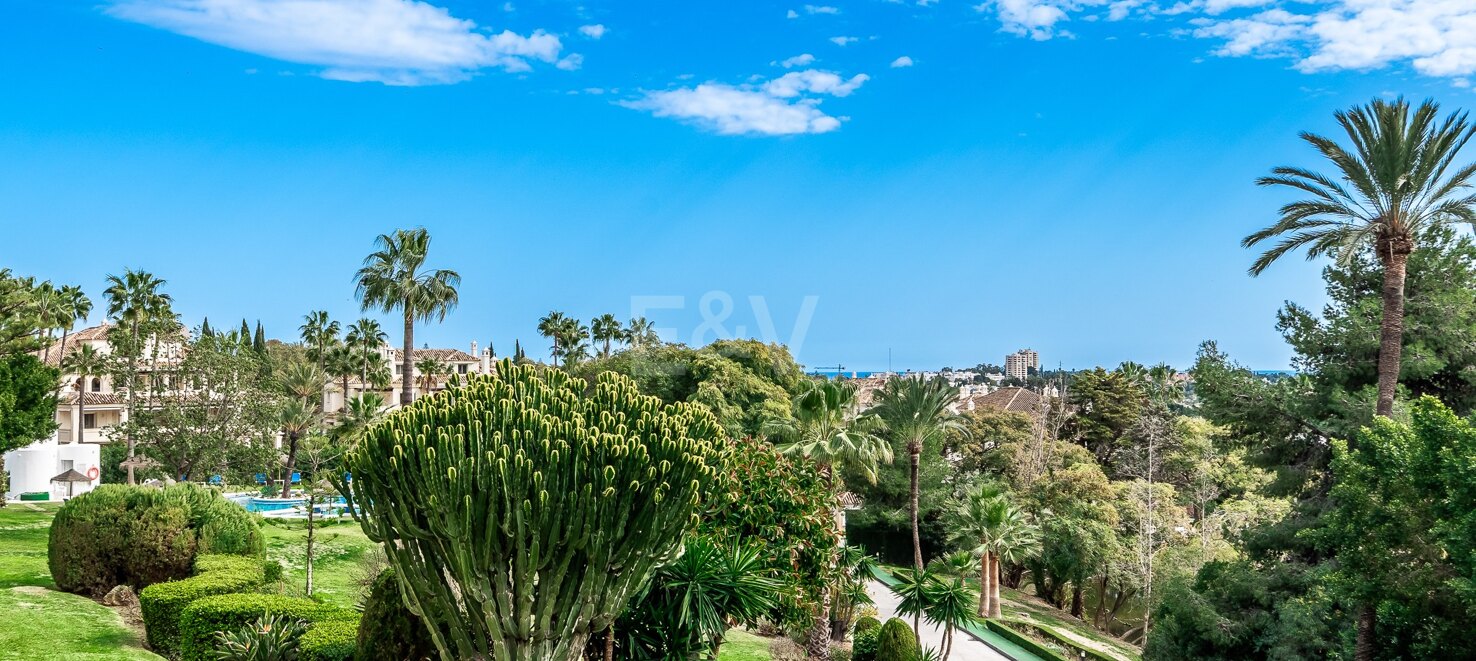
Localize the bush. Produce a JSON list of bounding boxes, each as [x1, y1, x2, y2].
[[214, 613, 305, 661], [179, 592, 348, 661], [139, 554, 267, 656], [355, 568, 437, 661], [300, 619, 361, 661], [263, 559, 284, 583], [831, 644, 854, 661], [854, 616, 882, 635], [875, 617, 919, 661], [853, 626, 882, 661], [769, 637, 806, 661], [48, 483, 262, 597]]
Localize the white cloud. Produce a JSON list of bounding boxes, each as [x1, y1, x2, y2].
[[106, 0, 564, 85], [1187, 0, 1476, 78], [578, 24, 605, 39], [830, 35, 859, 45], [625, 68, 867, 136], [1192, 9, 1309, 56], [805, 4, 841, 13], [556, 53, 584, 70], [779, 53, 817, 67], [975, 0, 1075, 40], [764, 70, 869, 97], [890, 55, 915, 67], [787, 9, 800, 18], [1202, 0, 1276, 14]]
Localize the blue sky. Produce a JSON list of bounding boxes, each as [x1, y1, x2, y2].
[[2, 0, 1473, 371]]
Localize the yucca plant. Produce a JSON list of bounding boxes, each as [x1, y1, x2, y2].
[[214, 613, 305, 661], [338, 359, 722, 661]]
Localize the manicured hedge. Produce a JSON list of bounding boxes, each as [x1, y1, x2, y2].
[[984, 619, 1068, 661], [300, 619, 361, 661], [48, 483, 262, 597], [179, 593, 351, 661], [139, 554, 267, 656], [854, 615, 882, 635], [355, 568, 437, 661]]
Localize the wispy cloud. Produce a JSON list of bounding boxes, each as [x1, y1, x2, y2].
[[623, 68, 868, 136], [830, 35, 859, 45], [578, 24, 605, 39], [805, 4, 842, 14], [890, 55, 915, 67], [106, 0, 567, 85], [777, 53, 817, 68]]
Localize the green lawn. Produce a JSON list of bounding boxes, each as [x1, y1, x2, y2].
[[716, 629, 774, 660], [0, 503, 162, 661], [261, 517, 380, 609]]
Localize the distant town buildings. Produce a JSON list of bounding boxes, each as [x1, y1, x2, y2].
[[1006, 349, 1039, 380]]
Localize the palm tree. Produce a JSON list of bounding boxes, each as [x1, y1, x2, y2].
[[354, 228, 461, 406], [51, 285, 91, 363], [949, 488, 1040, 619], [326, 344, 359, 411], [61, 344, 105, 445], [537, 311, 570, 366], [922, 576, 977, 661], [299, 311, 340, 373], [279, 361, 326, 405], [766, 379, 892, 661], [626, 317, 658, 349], [334, 392, 385, 441], [278, 397, 318, 498], [1244, 97, 1476, 421], [872, 375, 967, 576], [414, 356, 446, 394], [591, 313, 622, 358], [560, 319, 591, 366], [345, 317, 387, 386], [103, 269, 172, 484]]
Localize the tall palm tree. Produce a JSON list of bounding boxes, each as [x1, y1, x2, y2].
[[537, 311, 570, 365], [50, 285, 91, 363], [950, 488, 1040, 619], [345, 317, 387, 386], [1244, 97, 1476, 422], [326, 344, 360, 411], [354, 228, 461, 406], [560, 319, 591, 366], [591, 313, 622, 358], [278, 397, 318, 498], [279, 361, 326, 406], [872, 375, 967, 576], [626, 317, 658, 349], [103, 269, 172, 484], [299, 311, 340, 373], [766, 379, 892, 661], [61, 344, 105, 445], [414, 356, 446, 394]]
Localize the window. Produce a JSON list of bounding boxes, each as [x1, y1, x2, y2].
[[84, 414, 97, 429], [459, 364, 468, 374], [91, 377, 102, 392]]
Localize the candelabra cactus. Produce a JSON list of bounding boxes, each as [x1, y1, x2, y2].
[[339, 359, 721, 661]]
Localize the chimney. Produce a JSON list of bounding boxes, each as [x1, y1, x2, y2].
[[481, 348, 491, 373], [471, 340, 478, 357]]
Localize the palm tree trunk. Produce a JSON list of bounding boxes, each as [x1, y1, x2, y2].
[[283, 434, 299, 498], [306, 491, 315, 595], [1355, 603, 1375, 661], [910, 442, 923, 573], [603, 625, 614, 661], [127, 326, 139, 485], [76, 380, 85, 445], [401, 309, 414, 406], [808, 583, 832, 661], [989, 554, 1003, 619], [1375, 240, 1410, 418], [978, 553, 990, 617]]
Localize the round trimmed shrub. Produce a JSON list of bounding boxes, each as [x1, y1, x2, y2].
[[854, 625, 882, 661], [48, 483, 262, 597], [355, 568, 436, 661], [875, 617, 919, 661], [854, 615, 882, 635]]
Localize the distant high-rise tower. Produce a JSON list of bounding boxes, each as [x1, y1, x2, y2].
[[1006, 349, 1039, 380]]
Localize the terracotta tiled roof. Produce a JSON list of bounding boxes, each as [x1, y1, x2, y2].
[[392, 348, 478, 363], [955, 387, 1044, 416], [59, 392, 122, 406], [42, 324, 112, 367]]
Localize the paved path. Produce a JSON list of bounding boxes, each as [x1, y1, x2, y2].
[[867, 580, 1011, 661]]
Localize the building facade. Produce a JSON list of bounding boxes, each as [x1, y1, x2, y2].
[[1005, 349, 1039, 380]]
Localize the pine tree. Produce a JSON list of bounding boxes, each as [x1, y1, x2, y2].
[[240, 319, 251, 340], [199, 317, 212, 338]]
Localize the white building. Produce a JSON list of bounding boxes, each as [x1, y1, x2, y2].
[[1006, 349, 1039, 380], [3, 437, 101, 501]]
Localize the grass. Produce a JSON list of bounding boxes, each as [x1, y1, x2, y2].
[[716, 629, 773, 661], [0, 503, 162, 660], [261, 517, 380, 609]]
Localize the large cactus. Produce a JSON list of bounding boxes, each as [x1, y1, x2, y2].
[[339, 359, 721, 661]]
